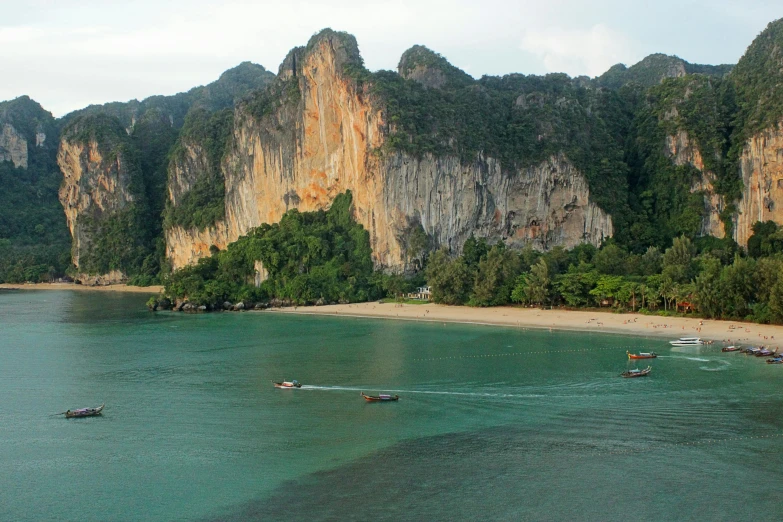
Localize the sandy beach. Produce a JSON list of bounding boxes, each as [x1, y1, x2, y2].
[[0, 282, 164, 294], [270, 302, 783, 349]]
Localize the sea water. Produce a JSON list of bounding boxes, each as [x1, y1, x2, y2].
[[1, 290, 782, 521]]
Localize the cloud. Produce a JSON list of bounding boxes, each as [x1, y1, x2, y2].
[[520, 24, 640, 77]]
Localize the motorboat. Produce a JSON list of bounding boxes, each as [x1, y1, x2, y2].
[[722, 346, 741, 352], [64, 404, 104, 418], [273, 380, 302, 388], [669, 337, 704, 346], [627, 350, 657, 359], [361, 392, 399, 402], [621, 367, 652, 378]]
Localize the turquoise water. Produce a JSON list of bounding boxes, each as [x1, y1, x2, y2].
[[1, 290, 782, 521]]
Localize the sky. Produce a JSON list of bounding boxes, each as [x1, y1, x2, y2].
[[1, 0, 780, 117]]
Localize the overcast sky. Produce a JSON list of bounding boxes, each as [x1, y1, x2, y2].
[[1, 0, 780, 117]]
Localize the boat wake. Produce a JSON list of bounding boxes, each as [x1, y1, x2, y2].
[[301, 385, 546, 399], [658, 356, 710, 362]]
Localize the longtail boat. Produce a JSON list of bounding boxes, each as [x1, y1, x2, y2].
[[272, 380, 301, 388], [361, 392, 399, 402], [627, 350, 657, 359], [65, 404, 104, 418], [722, 346, 741, 352], [766, 357, 783, 364], [621, 367, 652, 378], [755, 348, 775, 357]]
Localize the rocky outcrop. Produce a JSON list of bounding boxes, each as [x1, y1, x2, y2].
[[76, 270, 126, 286], [735, 124, 783, 246], [165, 222, 232, 269], [57, 136, 135, 269], [664, 130, 725, 238], [165, 32, 612, 270], [0, 123, 28, 168]]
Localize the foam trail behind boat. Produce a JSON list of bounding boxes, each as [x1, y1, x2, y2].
[[301, 385, 545, 399]]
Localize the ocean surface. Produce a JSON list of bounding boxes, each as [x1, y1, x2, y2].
[[1, 290, 782, 521]]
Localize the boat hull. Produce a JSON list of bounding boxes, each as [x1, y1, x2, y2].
[[65, 404, 104, 418], [621, 367, 652, 378], [361, 393, 399, 402], [273, 381, 301, 388]]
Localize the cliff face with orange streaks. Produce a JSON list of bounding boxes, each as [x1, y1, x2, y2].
[[165, 31, 612, 270], [735, 125, 783, 246], [57, 139, 134, 280], [664, 129, 726, 239]]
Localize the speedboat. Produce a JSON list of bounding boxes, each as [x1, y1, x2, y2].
[[670, 337, 704, 346], [621, 367, 652, 378], [65, 404, 104, 418], [361, 392, 399, 402], [273, 380, 302, 388], [627, 350, 657, 359]]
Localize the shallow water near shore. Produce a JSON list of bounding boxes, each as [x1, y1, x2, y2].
[[1, 290, 782, 521]]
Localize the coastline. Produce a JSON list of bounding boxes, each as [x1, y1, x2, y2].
[[0, 283, 164, 294], [268, 302, 783, 349]]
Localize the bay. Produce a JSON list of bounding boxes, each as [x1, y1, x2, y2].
[[1, 290, 782, 521]]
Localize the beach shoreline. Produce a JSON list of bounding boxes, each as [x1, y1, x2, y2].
[[2, 283, 779, 349], [0, 282, 164, 294], [267, 302, 783, 349]]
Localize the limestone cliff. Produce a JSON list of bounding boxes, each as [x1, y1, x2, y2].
[[664, 130, 725, 238], [0, 123, 28, 169], [165, 31, 612, 270], [57, 116, 138, 282], [735, 124, 783, 246]]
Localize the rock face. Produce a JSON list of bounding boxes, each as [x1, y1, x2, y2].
[[0, 123, 28, 168], [165, 33, 612, 270], [664, 130, 726, 238], [168, 141, 211, 206], [735, 124, 783, 246], [57, 136, 135, 270]]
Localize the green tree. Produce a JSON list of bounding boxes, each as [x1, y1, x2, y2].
[[593, 243, 628, 275], [470, 243, 522, 306], [520, 258, 551, 306], [426, 248, 472, 305], [555, 264, 599, 307]]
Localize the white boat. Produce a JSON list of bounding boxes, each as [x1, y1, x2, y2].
[[669, 337, 704, 346]]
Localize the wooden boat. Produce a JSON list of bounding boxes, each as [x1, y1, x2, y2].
[[755, 348, 775, 357], [621, 367, 652, 378], [627, 350, 657, 359], [722, 346, 741, 352], [65, 404, 104, 418], [744, 347, 762, 355], [272, 380, 301, 388], [361, 392, 399, 402], [766, 357, 783, 364]]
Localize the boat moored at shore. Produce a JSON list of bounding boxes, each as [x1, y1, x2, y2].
[[670, 337, 704, 347]]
